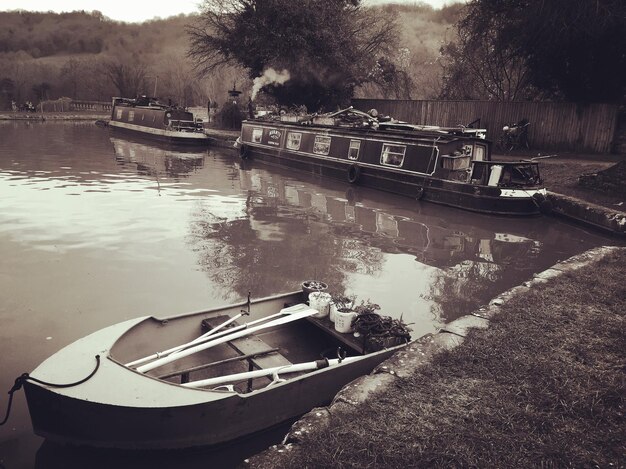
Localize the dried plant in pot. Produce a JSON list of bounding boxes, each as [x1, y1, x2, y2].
[[301, 280, 328, 297], [353, 307, 412, 352]]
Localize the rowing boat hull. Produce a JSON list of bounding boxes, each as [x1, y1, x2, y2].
[[109, 121, 211, 145], [24, 293, 406, 449]]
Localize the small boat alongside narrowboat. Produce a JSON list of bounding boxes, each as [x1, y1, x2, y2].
[[22, 288, 411, 449], [109, 96, 211, 145], [235, 108, 550, 216]]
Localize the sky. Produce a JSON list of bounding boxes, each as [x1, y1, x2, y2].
[[1, 0, 456, 23]]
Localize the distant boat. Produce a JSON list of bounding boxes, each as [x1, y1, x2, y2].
[[109, 96, 211, 145], [235, 108, 550, 216], [24, 290, 411, 449]]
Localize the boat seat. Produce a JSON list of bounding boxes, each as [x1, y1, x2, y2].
[[228, 336, 293, 370], [201, 316, 293, 371]]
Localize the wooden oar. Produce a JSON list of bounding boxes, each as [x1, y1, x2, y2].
[[125, 313, 248, 368], [137, 304, 317, 373], [126, 299, 285, 368], [181, 356, 361, 388]]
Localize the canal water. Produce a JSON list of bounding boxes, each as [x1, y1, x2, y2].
[[0, 121, 613, 468]]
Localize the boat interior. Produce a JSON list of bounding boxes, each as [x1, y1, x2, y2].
[[109, 292, 371, 394]]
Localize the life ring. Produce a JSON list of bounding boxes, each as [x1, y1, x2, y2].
[[347, 164, 361, 184], [239, 143, 249, 159], [165, 112, 172, 118]]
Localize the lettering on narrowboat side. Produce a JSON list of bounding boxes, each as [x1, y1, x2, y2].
[[313, 135, 331, 155], [268, 129, 282, 146]]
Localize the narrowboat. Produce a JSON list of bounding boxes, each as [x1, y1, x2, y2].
[[22, 289, 411, 449], [109, 96, 211, 145], [235, 108, 550, 216]]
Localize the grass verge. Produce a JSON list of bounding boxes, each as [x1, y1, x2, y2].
[[254, 249, 625, 468]]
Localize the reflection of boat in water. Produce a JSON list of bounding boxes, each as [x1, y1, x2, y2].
[[109, 96, 211, 145], [111, 137, 206, 177], [236, 108, 549, 215], [24, 291, 410, 450], [237, 163, 543, 269]]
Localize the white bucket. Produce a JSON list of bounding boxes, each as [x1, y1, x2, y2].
[[329, 303, 338, 323], [334, 311, 358, 333], [309, 292, 331, 318]]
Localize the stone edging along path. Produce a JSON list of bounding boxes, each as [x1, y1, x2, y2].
[[244, 245, 621, 466], [547, 192, 626, 237]]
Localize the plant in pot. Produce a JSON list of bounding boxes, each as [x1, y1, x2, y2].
[[352, 303, 412, 352], [329, 294, 356, 323], [333, 295, 362, 333], [354, 300, 381, 316], [301, 280, 328, 297]]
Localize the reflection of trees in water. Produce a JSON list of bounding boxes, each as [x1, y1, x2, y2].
[[187, 193, 385, 299], [424, 260, 504, 324]]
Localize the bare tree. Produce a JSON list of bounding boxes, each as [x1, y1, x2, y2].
[[103, 60, 148, 97]]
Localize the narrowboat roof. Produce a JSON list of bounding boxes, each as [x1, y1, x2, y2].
[[247, 106, 488, 143], [243, 119, 481, 146]]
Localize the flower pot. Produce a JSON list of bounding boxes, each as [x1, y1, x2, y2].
[[334, 310, 358, 333], [309, 292, 331, 318], [301, 280, 328, 297], [329, 303, 338, 322]]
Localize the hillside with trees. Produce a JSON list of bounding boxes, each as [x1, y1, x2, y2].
[[0, 3, 462, 111]]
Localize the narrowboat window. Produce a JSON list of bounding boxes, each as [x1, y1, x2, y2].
[[286, 132, 302, 150], [313, 136, 331, 155], [116, 109, 123, 120], [474, 144, 486, 161], [348, 140, 361, 160], [128, 111, 135, 122], [380, 144, 406, 167], [252, 128, 263, 143]]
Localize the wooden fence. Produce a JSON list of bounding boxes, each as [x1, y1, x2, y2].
[[352, 99, 620, 154], [40, 99, 111, 113], [70, 100, 112, 112]]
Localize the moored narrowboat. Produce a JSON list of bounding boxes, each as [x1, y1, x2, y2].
[[109, 96, 211, 145], [235, 108, 550, 216]]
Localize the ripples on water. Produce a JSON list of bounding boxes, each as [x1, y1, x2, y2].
[[0, 121, 612, 467]]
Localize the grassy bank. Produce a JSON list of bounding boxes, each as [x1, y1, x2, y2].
[[249, 249, 625, 468]]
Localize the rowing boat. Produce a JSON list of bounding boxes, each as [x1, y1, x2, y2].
[[24, 290, 411, 449]]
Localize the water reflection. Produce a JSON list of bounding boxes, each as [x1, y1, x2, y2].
[[34, 419, 296, 469], [192, 160, 562, 323], [110, 136, 206, 179]]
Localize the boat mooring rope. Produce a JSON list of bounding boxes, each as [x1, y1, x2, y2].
[[0, 354, 100, 426]]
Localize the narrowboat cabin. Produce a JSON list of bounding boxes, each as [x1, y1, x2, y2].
[[109, 96, 211, 145], [235, 108, 549, 216]]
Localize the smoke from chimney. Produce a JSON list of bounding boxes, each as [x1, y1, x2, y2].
[[251, 68, 291, 101]]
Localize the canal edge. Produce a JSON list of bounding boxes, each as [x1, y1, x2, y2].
[[243, 245, 623, 467], [546, 191, 626, 237]]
